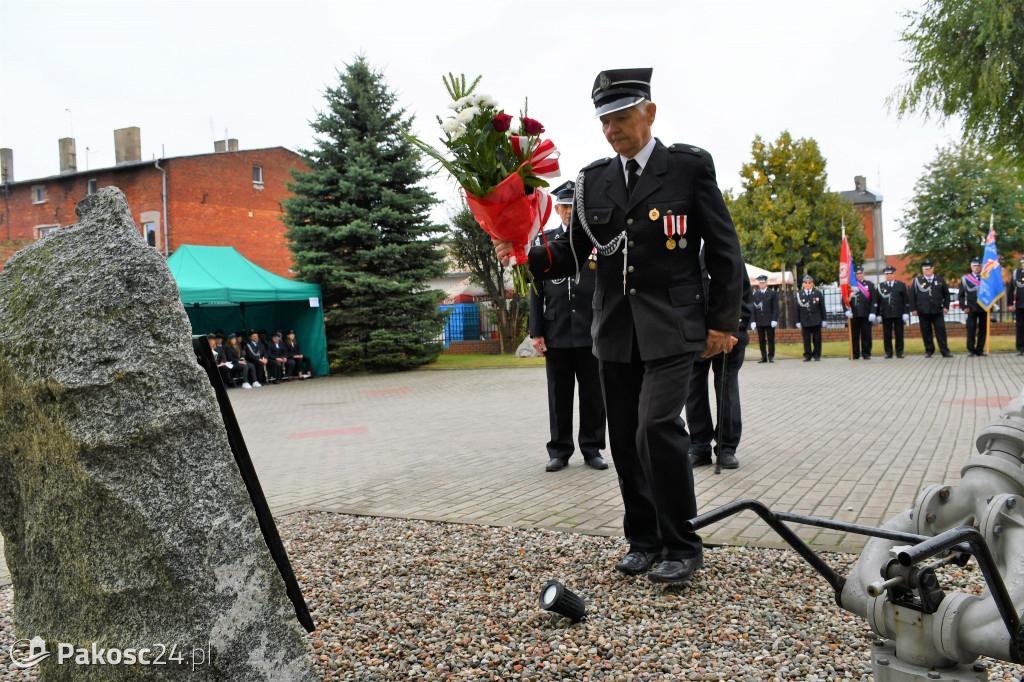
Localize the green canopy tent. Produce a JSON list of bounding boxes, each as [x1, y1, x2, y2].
[[167, 245, 328, 376]]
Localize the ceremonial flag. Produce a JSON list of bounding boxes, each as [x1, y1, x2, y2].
[[978, 216, 1004, 309], [839, 223, 852, 307]]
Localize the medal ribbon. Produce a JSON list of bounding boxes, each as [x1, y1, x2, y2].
[[965, 274, 980, 287], [662, 215, 687, 239], [855, 279, 870, 298]]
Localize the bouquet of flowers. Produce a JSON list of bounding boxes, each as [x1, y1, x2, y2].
[[404, 74, 560, 294]]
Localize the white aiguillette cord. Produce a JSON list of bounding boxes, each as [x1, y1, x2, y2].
[[571, 170, 628, 288]]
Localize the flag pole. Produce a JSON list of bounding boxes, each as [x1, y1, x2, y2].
[[986, 214, 995, 355], [843, 224, 853, 359]]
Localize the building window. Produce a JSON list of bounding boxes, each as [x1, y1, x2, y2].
[[35, 224, 59, 239], [32, 186, 46, 204], [144, 222, 157, 247], [252, 165, 263, 188], [87, 179, 98, 194]]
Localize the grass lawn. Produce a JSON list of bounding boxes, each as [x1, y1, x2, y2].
[[422, 353, 545, 370]]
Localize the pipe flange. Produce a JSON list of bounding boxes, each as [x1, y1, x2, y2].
[[933, 591, 979, 663], [960, 456, 1024, 495], [976, 418, 1024, 460]]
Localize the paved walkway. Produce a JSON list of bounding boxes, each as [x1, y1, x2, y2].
[[2, 352, 1023, 587]]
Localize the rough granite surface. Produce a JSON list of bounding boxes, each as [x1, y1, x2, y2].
[[0, 188, 315, 681]]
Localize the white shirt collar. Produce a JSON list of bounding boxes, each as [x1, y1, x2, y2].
[[619, 137, 658, 179]]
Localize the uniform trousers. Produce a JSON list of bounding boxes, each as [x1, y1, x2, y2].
[[918, 313, 949, 354], [599, 345, 702, 561], [850, 317, 873, 358], [801, 325, 822, 359], [544, 346, 606, 461], [881, 318, 905, 356], [756, 326, 775, 360], [965, 311, 987, 353], [685, 330, 747, 457], [1017, 310, 1024, 351]]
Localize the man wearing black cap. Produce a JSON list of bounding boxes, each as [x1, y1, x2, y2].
[[1011, 257, 1024, 355], [495, 68, 743, 585], [244, 330, 268, 385], [751, 275, 778, 363], [959, 257, 988, 356], [844, 265, 877, 360], [910, 260, 952, 357], [795, 274, 826, 361], [877, 266, 910, 358], [266, 331, 291, 383], [529, 180, 608, 473]]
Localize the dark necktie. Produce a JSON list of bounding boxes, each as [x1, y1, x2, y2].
[[626, 158, 640, 197]]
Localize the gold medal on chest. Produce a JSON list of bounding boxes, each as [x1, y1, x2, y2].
[[666, 238, 676, 250], [588, 260, 597, 270], [649, 208, 660, 221]]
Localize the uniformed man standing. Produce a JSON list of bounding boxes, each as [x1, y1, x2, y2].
[[751, 275, 778, 363], [495, 68, 743, 586], [1011, 256, 1024, 355], [844, 265, 877, 359], [529, 181, 608, 472], [877, 265, 910, 358], [909, 259, 953, 357], [959, 256, 988, 356], [795, 274, 826, 361]]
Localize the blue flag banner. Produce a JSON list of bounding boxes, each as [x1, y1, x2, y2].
[[978, 228, 1004, 309]]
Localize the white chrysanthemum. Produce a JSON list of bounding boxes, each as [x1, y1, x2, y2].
[[455, 106, 479, 123], [471, 93, 497, 109], [441, 118, 461, 134], [449, 123, 467, 141]]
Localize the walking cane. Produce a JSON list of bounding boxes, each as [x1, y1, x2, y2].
[[714, 348, 729, 475]]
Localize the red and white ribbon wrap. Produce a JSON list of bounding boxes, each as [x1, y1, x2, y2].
[[511, 137, 561, 180]]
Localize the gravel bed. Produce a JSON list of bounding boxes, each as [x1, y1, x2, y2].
[[3, 511, 1024, 680]]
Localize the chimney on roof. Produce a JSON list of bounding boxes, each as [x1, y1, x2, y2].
[[114, 127, 142, 164], [854, 175, 867, 192], [59, 137, 77, 174], [0, 148, 12, 183], [214, 139, 239, 153]]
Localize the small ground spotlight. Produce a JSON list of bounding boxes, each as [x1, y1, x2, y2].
[[539, 579, 586, 622]]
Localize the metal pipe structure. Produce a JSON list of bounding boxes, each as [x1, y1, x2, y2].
[[688, 386, 1024, 680]]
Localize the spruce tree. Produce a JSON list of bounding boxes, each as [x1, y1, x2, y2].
[[284, 56, 446, 372]]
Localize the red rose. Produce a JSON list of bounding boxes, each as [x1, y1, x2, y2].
[[521, 117, 545, 135], [491, 113, 513, 132]]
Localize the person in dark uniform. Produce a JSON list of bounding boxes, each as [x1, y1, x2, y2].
[[244, 330, 268, 385], [877, 265, 910, 358], [795, 274, 826, 361], [909, 259, 953, 357], [1011, 257, 1024, 355], [208, 333, 232, 386], [959, 256, 988, 356], [687, 272, 752, 470], [751, 275, 778, 363], [494, 68, 744, 586], [844, 265, 877, 359], [266, 331, 290, 383], [529, 180, 608, 472]]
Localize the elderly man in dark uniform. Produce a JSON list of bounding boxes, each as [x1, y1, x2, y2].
[[909, 259, 953, 357], [495, 68, 743, 586], [877, 265, 910, 358], [529, 181, 608, 472], [795, 274, 826, 361], [1011, 257, 1024, 355], [751, 275, 778, 363], [844, 265, 878, 359], [959, 256, 988, 356]]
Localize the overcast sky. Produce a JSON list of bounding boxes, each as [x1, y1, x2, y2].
[[1, 0, 961, 254]]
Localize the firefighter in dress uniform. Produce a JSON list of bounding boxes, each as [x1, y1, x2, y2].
[[958, 256, 988, 356], [843, 265, 878, 359], [795, 274, 826, 361], [877, 265, 910, 358], [1011, 256, 1024, 355], [751, 274, 778, 363], [909, 259, 953, 358]]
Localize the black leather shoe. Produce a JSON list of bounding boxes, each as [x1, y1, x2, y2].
[[925, 352, 934, 358], [803, 358, 812, 362], [649, 555, 704, 584], [813, 357, 821, 361], [976, 351, 987, 357], [1017, 351, 1024, 356], [942, 352, 954, 358], [689, 452, 713, 467], [768, 358, 775, 363], [545, 458, 567, 472], [614, 551, 658, 576], [757, 358, 768, 363], [885, 354, 893, 359], [585, 455, 609, 470], [897, 354, 904, 358], [717, 452, 739, 469]]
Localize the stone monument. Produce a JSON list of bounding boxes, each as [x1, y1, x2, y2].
[[0, 188, 317, 680]]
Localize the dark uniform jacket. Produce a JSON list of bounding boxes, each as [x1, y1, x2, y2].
[[244, 339, 267, 364], [752, 287, 778, 326], [528, 226, 597, 349], [795, 288, 826, 326], [957, 273, 984, 314], [1011, 268, 1024, 310], [267, 340, 288, 361], [877, 280, 910, 319], [528, 139, 744, 363], [844, 279, 877, 317], [284, 340, 303, 356], [909, 275, 950, 315]]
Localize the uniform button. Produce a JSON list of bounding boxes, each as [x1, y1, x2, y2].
[[629, 288, 636, 295], [627, 266, 634, 273], [628, 240, 635, 248], [626, 218, 634, 225]]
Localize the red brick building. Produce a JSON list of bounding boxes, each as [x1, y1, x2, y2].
[[839, 175, 886, 280], [0, 129, 307, 277]]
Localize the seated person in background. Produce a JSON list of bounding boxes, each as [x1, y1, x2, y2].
[[208, 333, 232, 387], [266, 330, 291, 383], [244, 330, 269, 385], [224, 332, 257, 388], [284, 330, 313, 379]]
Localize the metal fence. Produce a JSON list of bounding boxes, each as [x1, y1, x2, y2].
[[436, 302, 500, 346]]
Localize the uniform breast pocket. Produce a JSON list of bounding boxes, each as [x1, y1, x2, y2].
[[668, 283, 705, 343], [585, 206, 613, 226], [647, 200, 689, 219]]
